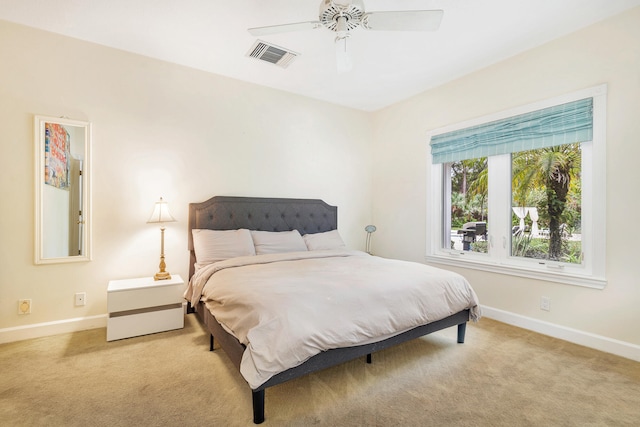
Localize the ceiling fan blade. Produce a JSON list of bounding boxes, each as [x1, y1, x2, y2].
[[335, 36, 352, 73], [248, 21, 322, 37], [362, 10, 444, 31]]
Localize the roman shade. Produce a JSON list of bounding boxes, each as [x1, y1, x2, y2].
[[430, 97, 593, 164]]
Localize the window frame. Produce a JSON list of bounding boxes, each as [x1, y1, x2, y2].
[[426, 85, 607, 289]]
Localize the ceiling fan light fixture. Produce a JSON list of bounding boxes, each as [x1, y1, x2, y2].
[[336, 15, 348, 36], [335, 35, 351, 73]]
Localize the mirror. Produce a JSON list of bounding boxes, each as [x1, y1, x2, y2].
[[34, 115, 91, 264]]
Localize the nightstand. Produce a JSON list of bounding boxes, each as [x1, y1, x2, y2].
[[107, 274, 185, 341]]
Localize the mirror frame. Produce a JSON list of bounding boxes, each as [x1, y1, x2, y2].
[[34, 115, 92, 264]]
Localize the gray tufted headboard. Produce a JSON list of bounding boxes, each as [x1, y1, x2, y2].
[[188, 196, 338, 279]]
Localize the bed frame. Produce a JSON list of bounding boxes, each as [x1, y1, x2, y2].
[[188, 196, 470, 424]]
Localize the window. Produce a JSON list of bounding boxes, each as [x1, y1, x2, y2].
[[511, 143, 582, 264], [427, 86, 606, 288], [446, 157, 488, 253]]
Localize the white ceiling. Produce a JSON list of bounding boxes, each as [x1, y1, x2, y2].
[[1, 0, 639, 111]]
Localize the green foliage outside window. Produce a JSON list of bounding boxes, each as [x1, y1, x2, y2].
[[450, 143, 582, 263]]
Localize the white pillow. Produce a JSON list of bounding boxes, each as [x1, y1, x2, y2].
[[303, 229, 346, 251], [192, 229, 256, 269], [250, 230, 308, 255]]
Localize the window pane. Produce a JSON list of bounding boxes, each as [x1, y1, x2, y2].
[[511, 144, 582, 263], [447, 157, 488, 253]]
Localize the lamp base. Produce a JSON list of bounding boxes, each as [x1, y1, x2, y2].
[[154, 271, 172, 281]]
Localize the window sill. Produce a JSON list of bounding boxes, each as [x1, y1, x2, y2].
[[425, 253, 606, 289]]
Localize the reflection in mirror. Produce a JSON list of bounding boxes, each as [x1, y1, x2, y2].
[[35, 116, 91, 264]]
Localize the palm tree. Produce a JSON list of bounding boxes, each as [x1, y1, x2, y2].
[[512, 143, 581, 260], [453, 159, 487, 192], [466, 158, 488, 221]]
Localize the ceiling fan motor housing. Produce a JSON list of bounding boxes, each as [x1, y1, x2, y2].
[[319, 0, 365, 32]]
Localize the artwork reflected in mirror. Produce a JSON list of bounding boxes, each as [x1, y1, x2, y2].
[[35, 116, 91, 264]]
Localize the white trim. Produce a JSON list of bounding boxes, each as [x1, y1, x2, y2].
[[0, 315, 107, 344], [425, 254, 607, 289], [481, 305, 640, 362], [34, 115, 92, 265]]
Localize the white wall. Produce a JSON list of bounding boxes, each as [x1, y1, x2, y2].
[[0, 20, 373, 334], [372, 8, 640, 348]]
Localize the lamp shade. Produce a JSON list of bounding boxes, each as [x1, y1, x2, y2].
[[147, 197, 176, 224]]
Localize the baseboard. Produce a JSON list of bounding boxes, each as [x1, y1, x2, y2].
[[0, 314, 107, 344], [481, 305, 640, 362]]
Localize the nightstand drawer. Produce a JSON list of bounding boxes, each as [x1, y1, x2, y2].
[[107, 305, 183, 341]]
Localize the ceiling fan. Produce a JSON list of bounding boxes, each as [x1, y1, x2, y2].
[[248, 0, 444, 72]]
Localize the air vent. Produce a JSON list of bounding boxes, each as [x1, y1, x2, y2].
[[247, 40, 299, 68]]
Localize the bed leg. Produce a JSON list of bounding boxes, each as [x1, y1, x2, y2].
[[210, 334, 214, 351], [457, 322, 467, 343], [366, 353, 372, 364], [186, 302, 195, 314], [252, 389, 265, 424]]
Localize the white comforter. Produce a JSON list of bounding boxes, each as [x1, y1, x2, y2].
[[186, 249, 480, 389]]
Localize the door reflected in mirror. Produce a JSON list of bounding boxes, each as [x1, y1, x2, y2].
[[35, 115, 91, 264]]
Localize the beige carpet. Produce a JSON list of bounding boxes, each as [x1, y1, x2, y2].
[[1, 315, 639, 426]]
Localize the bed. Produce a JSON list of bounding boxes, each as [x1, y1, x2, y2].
[[186, 196, 480, 424]]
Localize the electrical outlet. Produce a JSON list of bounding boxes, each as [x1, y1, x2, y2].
[[75, 292, 86, 306], [540, 296, 551, 311], [18, 299, 31, 314]]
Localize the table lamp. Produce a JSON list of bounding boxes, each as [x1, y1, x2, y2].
[[365, 224, 376, 255], [147, 197, 176, 280]]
